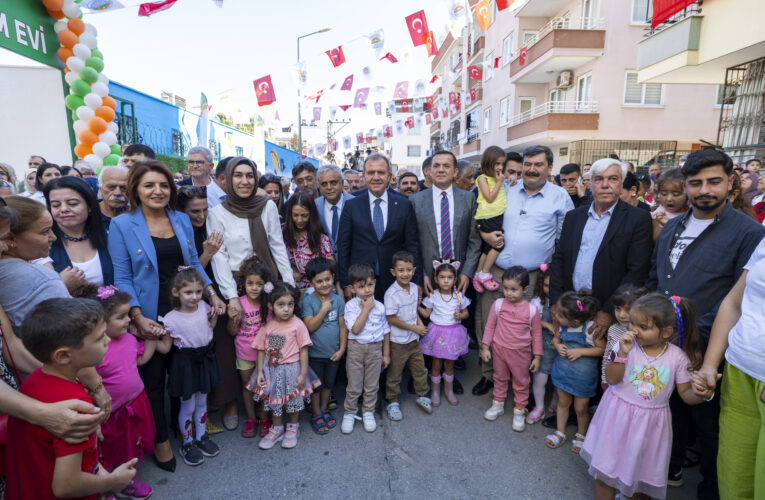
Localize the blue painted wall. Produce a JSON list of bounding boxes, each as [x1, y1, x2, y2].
[[264, 140, 319, 179]]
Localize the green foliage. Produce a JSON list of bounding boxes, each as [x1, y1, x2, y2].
[[156, 154, 187, 173]]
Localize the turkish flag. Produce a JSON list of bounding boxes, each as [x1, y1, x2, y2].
[[405, 116, 415, 128], [340, 75, 354, 91], [425, 114, 432, 125], [405, 10, 429, 46], [467, 65, 483, 81], [374, 102, 382, 115], [494, 57, 501, 68], [426, 96, 433, 110], [470, 88, 477, 101], [380, 52, 398, 63], [519, 46, 528, 65], [496, 0, 513, 10], [313, 107, 321, 121], [424, 31, 438, 57], [652, 0, 697, 27], [354, 88, 370, 108], [253, 75, 276, 106], [356, 132, 364, 144], [330, 139, 337, 152], [401, 100, 410, 112], [449, 91, 457, 105], [474, 0, 492, 31], [433, 108, 439, 120], [430, 73, 442, 84], [325, 46, 346, 67], [138, 0, 178, 16], [393, 81, 409, 99], [339, 105, 352, 111], [383, 125, 393, 138]]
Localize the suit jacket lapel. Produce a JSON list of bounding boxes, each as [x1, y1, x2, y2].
[[596, 202, 625, 257], [452, 189, 465, 256], [130, 210, 158, 270], [382, 196, 398, 240], [315, 197, 330, 237], [424, 190, 438, 246]]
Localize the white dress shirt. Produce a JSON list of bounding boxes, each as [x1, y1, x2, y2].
[[431, 185, 455, 255], [368, 190, 388, 231], [384, 281, 420, 345], [207, 200, 294, 299], [344, 297, 390, 343], [190, 176, 226, 207], [323, 196, 345, 235]]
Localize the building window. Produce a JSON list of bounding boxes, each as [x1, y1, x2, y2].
[[715, 84, 736, 107], [576, 72, 592, 108], [491, 0, 498, 24], [235, 146, 244, 156], [485, 51, 494, 80], [466, 108, 480, 140], [631, 0, 651, 24], [519, 97, 535, 122], [522, 31, 537, 46], [623, 71, 663, 106], [407, 145, 421, 157], [502, 32, 514, 66], [484, 107, 491, 132], [550, 89, 565, 112], [499, 96, 510, 126]]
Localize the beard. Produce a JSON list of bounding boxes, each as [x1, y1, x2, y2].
[[691, 194, 726, 212]]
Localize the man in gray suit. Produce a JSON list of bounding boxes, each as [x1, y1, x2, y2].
[[315, 164, 355, 254]]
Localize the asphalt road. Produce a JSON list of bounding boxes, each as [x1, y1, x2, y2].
[[137, 350, 700, 499]]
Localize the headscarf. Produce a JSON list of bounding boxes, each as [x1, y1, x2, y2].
[[221, 157, 278, 278], [743, 170, 760, 200], [23, 167, 37, 193]]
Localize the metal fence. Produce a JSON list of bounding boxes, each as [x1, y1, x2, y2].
[[568, 139, 679, 168], [717, 57, 765, 165]]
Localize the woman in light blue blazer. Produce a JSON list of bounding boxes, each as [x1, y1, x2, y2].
[[108, 160, 226, 472]]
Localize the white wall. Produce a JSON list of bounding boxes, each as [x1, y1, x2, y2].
[[390, 112, 429, 175], [0, 65, 72, 179]]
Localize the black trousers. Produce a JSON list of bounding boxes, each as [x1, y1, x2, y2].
[[669, 390, 721, 500], [139, 350, 176, 443]]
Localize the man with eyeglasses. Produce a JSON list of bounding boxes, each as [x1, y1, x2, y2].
[[315, 165, 353, 254], [472, 145, 574, 396], [178, 146, 226, 207]]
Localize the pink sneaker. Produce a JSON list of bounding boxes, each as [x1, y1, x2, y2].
[[472, 275, 485, 293], [116, 478, 152, 499], [281, 423, 300, 449], [258, 425, 285, 450], [526, 406, 545, 425]]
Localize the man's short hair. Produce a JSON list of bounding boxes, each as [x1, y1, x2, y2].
[[559, 163, 581, 176], [622, 171, 640, 191], [292, 161, 316, 178], [506, 152, 523, 163], [343, 169, 359, 179], [422, 156, 433, 172], [123, 144, 156, 159], [21, 298, 105, 363], [348, 263, 375, 284], [317, 164, 343, 178], [391, 250, 415, 267], [589, 158, 626, 182], [398, 171, 418, 185], [432, 150, 457, 168], [682, 149, 733, 177], [363, 153, 392, 173], [30, 155, 46, 163], [187, 146, 213, 164], [98, 165, 129, 185], [215, 157, 233, 178], [522, 145, 553, 166]]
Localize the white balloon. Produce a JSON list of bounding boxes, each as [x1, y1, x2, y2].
[[90, 82, 108, 97], [61, 3, 81, 19], [53, 20, 68, 34], [84, 154, 104, 168], [64, 71, 79, 86], [92, 142, 111, 158], [84, 93, 103, 110], [66, 56, 85, 73], [107, 121, 119, 134], [98, 131, 117, 146], [73, 120, 88, 134], [76, 106, 95, 121], [78, 33, 97, 50], [72, 43, 91, 60], [84, 23, 98, 38], [96, 73, 109, 86]]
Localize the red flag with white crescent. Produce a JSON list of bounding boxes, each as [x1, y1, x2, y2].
[[424, 31, 438, 57], [325, 46, 346, 67], [380, 52, 398, 63], [253, 75, 276, 106], [449, 92, 457, 105], [474, 0, 492, 31], [433, 107, 439, 120], [430, 73, 442, 84], [425, 114, 432, 125], [401, 100, 410, 112], [519, 46, 528, 65], [496, 0, 513, 10], [341, 74, 354, 91], [426, 96, 433, 110], [467, 65, 483, 81], [405, 10, 429, 46], [354, 88, 370, 108], [393, 81, 409, 99], [470, 88, 477, 101], [138, 0, 178, 17]]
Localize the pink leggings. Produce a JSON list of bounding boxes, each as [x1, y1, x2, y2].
[[491, 344, 532, 408]]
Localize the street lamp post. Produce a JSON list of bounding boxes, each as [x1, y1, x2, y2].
[[297, 27, 332, 156]]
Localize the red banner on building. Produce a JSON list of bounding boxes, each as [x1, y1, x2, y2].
[[651, 0, 696, 27]]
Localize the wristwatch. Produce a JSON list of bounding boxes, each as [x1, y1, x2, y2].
[[609, 350, 628, 364], [204, 289, 217, 299]]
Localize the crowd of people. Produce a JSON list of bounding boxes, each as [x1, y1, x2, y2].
[[0, 143, 763, 500]]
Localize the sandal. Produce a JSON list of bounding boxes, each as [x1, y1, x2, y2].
[[321, 409, 337, 429], [572, 433, 586, 453], [311, 414, 329, 435], [526, 406, 545, 425], [480, 275, 500, 292], [258, 418, 272, 438], [472, 275, 485, 293], [545, 430, 567, 449]]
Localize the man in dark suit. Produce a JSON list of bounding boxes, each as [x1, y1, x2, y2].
[[337, 153, 422, 300], [550, 158, 653, 335], [315, 164, 354, 254]]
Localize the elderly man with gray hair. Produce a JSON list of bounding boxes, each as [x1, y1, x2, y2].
[[178, 146, 227, 207], [316, 164, 354, 253], [98, 165, 129, 228], [550, 157, 653, 336]]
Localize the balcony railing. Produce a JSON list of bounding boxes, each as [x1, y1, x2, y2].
[[508, 100, 598, 127], [644, 1, 702, 36], [522, 16, 605, 51]]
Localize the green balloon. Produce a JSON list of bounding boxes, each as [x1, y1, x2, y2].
[[110, 144, 122, 155], [85, 57, 104, 73], [91, 48, 103, 60], [65, 93, 85, 111], [71, 79, 91, 97], [80, 67, 99, 84], [104, 154, 120, 166]]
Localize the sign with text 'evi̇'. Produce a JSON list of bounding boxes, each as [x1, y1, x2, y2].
[[0, 1, 59, 67]]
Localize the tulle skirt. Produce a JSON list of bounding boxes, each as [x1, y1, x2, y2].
[[246, 361, 320, 416], [420, 323, 469, 360]]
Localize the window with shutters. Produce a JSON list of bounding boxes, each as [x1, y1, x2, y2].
[[623, 71, 663, 106]]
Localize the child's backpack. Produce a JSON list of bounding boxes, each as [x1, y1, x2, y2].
[[493, 298, 537, 331]]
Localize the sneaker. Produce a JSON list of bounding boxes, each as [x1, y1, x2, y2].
[[483, 400, 505, 421], [415, 396, 433, 415], [386, 402, 403, 421], [196, 434, 220, 457], [667, 470, 683, 487], [115, 478, 152, 499], [512, 408, 526, 432], [340, 413, 356, 434], [241, 418, 257, 438], [281, 423, 299, 449], [180, 441, 204, 466], [258, 425, 285, 450], [362, 412, 377, 432]]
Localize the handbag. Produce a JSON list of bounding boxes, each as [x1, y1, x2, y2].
[[0, 324, 21, 478]]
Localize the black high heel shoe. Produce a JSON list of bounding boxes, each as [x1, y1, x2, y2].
[[154, 454, 176, 473]]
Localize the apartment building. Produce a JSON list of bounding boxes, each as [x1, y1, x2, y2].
[[430, 0, 722, 170]]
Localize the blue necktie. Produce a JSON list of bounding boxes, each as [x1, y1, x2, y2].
[[373, 198, 384, 240], [440, 192, 453, 259], [331, 205, 339, 243]]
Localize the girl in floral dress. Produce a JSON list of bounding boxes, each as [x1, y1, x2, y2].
[[282, 192, 333, 290]]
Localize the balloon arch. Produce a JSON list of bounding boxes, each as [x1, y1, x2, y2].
[[42, 0, 121, 169]]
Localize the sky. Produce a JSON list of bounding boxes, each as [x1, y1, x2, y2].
[[1, 0, 460, 145]]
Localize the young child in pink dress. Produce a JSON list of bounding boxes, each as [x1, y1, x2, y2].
[[580, 293, 705, 500], [94, 285, 170, 500]]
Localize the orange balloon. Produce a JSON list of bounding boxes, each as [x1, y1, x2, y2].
[[78, 130, 99, 146], [74, 143, 93, 159], [95, 106, 115, 122], [102, 96, 118, 110], [67, 17, 85, 36], [42, 0, 64, 10], [88, 117, 108, 134], [57, 47, 74, 63], [58, 30, 78, 48], [46, 9, 65, 19]]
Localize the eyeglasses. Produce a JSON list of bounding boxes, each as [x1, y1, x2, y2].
[[188, 160, 207, 166]]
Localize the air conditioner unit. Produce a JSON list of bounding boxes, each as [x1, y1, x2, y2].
[[556, 70, 573, 89]]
